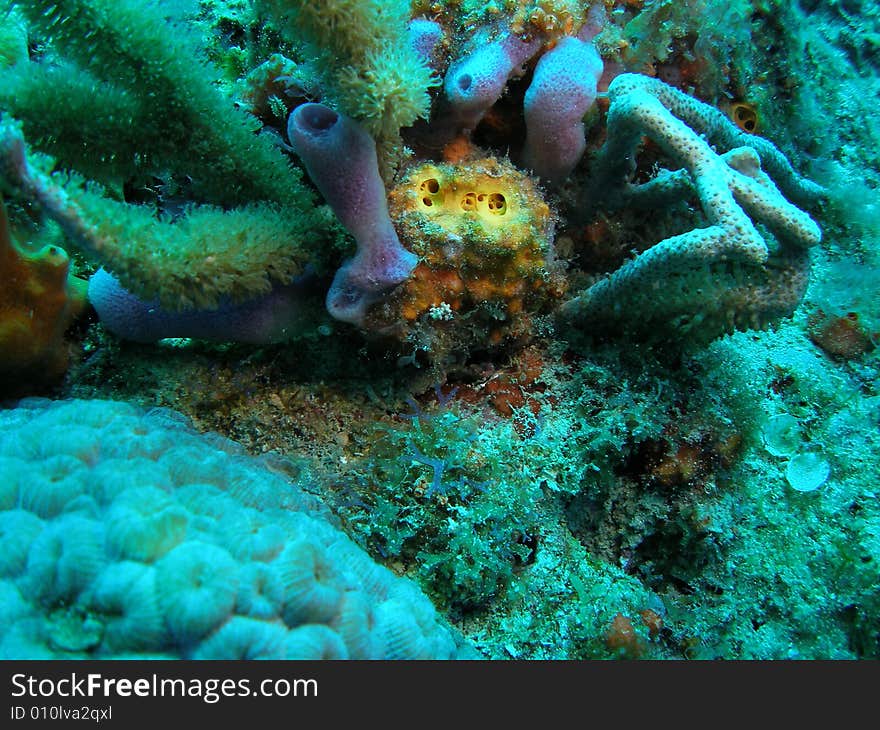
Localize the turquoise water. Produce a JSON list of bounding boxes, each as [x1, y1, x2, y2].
[[0, 0, 877, 659]]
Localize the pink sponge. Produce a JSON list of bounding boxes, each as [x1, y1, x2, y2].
[[287, 104, 417, 325], [521, 36, 604, 185], [444, 32, 541, 133]]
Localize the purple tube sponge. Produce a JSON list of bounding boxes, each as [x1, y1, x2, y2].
[[522, 36, 604, 185], [89, 268, 319, 344], [408, 17, 445, 71], [443, 33, 541, 133], [287, 103, 417, 325]]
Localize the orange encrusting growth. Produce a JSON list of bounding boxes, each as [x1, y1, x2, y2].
[[0, 197, 88, 381], [511, 1, 579, 43], [808, 309, 876, 360]]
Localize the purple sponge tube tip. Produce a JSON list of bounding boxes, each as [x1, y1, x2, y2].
[[444, 33, 541, 133], [409, 17, 445, 71], [88, 268, 319, 344], [522, 36, 603, 185], [287, 103, 417, 325]]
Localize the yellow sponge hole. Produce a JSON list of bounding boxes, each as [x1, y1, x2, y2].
[[417, 176, 443, 209], [408, 167, 514, 231]]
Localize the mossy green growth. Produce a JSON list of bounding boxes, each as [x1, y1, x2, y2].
[[0, 4, 28, 68], [620, 0, 755, 100], [0, 133, 345, 310], [0, 63, 145, 187], [338, 404, 545, 611], [65, 178, 337, 310], [668, 330, 880, 659], [3, 0, 310, 209], [192, 0, 260, 84]]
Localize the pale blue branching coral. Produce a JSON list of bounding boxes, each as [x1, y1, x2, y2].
[[560, 73, 826, 346], [0, 399, 470, 659]]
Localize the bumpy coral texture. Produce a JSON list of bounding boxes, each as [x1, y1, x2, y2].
[[561, 73, 825, 345], [0, 399, 466, 659], [521, 34, 604, 184]]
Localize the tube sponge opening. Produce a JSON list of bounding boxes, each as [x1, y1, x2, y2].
[[296, 103, 339, 133], [444, 34, 540, 133]]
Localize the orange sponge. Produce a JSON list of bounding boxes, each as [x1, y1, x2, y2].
[[0, 198, 87, 383]]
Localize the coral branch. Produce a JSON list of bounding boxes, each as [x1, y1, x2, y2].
[[7, 0, 309, 208], [260, 0, 437, 140], [562, 74, 825, 345], [0, 120, 327, 311], [592, 74, 826, 208]]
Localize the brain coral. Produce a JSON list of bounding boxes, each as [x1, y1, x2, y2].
[[0, 398, 469, 659]]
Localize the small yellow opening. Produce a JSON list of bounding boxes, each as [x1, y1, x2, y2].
[[417, 177, 443, 209], [730, 103, 758, 133], [487, 193, 507, 215], [460, 192, 478, 211]]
